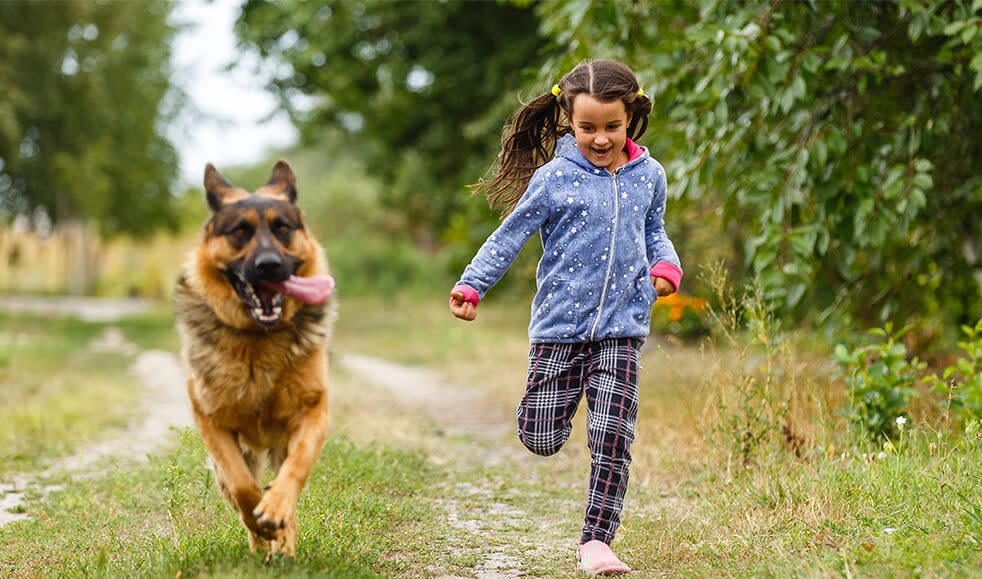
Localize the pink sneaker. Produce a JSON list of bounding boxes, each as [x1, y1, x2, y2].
[[577, 540, 631, 575]]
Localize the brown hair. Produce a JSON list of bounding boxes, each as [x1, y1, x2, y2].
[[472, 59, 653, 215]]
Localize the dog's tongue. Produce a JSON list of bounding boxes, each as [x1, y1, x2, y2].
[[265, 275, 335, 304]]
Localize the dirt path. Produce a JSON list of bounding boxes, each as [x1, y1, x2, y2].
[[3, 348, 535, 576], [339, 353, 533, 578], [1, 297, 542, 576], [0, 295, 157, 322], [1, 297, 191, 526], [0, 328, 191, 527]]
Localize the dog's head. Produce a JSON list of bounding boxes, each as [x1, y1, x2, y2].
[[198, 160, 328, 328]]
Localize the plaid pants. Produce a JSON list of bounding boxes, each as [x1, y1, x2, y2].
[[517, 338, 642, 545]]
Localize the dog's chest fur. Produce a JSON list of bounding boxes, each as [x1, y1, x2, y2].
[[175, 276, 331, 433]]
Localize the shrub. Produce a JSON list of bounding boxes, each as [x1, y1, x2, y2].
[[834, 323, 924, 442], [925, 318, 982, 423]]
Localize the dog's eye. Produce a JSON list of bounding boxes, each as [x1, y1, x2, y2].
[[231, 225, 252, 240], [273, 221, 294, 237]]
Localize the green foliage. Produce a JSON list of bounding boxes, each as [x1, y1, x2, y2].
[[234, 0, 545, 243], [0, 0, 182, 235], [532, 0, 982, 332], [925, 318, 982, 421], [834, 323, 924, 441]]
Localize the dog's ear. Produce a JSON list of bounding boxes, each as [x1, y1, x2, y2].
[[266, 159, 298, 204], [204, 163, 237, 212]]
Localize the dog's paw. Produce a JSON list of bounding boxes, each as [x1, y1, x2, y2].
[[234, 485, 279, 541], [248, 530, 269, 554], [253, 485, 297, 533]]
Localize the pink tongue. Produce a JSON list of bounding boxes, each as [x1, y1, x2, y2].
[[265, 275, 335, 304]]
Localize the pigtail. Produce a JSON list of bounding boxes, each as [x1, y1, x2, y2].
[[471, 91, 566, 216], [626, 92, 652, 142]]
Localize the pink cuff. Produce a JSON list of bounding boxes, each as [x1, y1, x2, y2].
[[650, 262, 683, 293], [452, 284, 480, 306]]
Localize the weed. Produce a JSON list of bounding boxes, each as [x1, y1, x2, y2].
[[925, 318, 982, 423], [701, 262, 808, 468], [834, 323, 924, 442]]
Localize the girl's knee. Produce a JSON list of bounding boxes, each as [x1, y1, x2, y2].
[[518, 428, 568, 456]]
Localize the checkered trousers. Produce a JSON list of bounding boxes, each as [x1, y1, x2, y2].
[[517, 338, 642, 545]]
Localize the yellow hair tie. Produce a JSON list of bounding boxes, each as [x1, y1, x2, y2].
[[637, 88, 645, 98], [551, 84, 562, 97]]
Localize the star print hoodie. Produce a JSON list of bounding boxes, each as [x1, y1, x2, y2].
[[453, 134, 683, 343]]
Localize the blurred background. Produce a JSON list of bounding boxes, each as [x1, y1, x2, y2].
[[0, 0, 979, 351]]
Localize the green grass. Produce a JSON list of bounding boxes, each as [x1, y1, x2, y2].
[[0, 312, 144, 475], [3, 295, 982, 576], [334, 291, 982, 576], [0, 428, 439, 577]]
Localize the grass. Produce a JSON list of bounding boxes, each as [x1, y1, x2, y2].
[[0, 428, 438, 577], [2, 293, 982, 576], [0, 312, 143, 476], [336, 292, 982, 576]]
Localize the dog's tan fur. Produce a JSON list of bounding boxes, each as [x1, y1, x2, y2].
[[174, 161, 336, 559]]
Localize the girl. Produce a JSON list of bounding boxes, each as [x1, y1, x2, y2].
[[449, 59, 682, 575]]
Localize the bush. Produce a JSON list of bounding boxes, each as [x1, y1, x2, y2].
[[925, 319, 982, 423], [834, 323, 924, 442]]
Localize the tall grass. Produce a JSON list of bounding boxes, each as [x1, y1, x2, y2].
[[616, 263, 982, 575]]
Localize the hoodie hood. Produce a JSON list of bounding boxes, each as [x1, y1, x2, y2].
[[555, 134, 647, 172]]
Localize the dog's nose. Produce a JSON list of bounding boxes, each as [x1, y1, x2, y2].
[[254, 252, 285, 278]]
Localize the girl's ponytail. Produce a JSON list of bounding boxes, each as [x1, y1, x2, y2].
[[472, 91, 565, 215]]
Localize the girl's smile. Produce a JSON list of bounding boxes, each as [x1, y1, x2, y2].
[[567, 94, 631, 173]]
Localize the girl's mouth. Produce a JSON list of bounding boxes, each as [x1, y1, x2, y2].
[[592, 146, 612, 159]]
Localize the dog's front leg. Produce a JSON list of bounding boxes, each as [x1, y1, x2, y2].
[[191, 401, 276, 542], [254, 387, 329, 555]]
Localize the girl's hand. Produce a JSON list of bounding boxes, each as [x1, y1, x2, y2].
[[450, 291, 477, 321], [652, 276, 675, 297]]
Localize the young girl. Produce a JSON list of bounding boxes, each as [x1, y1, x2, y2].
[[449, 59, 682, 575]]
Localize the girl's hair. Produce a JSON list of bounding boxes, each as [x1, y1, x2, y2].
[[472, 59, 653, 215]]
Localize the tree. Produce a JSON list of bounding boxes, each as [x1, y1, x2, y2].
[[0, 0, 181, 235], [234, 0, 545, 247], [532, 0, 981, 332]]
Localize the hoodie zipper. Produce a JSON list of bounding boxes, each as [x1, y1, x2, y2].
[[589, 168, 621, 341]]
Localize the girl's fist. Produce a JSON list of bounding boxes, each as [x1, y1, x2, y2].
[[450, 291, 477, 321], [652, 276, 675, 297]]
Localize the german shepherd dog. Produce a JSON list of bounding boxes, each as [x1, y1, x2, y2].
[[175, 160, 336, 559]]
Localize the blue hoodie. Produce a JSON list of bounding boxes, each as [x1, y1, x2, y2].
[[455, 134, 682, 343]]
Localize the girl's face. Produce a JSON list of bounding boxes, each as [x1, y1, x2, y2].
[[567, 94, 631, 173]]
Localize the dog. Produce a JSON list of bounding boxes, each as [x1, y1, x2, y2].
[[174, 160, 337, 559]]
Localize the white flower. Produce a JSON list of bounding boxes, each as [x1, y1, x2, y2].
[[896, 416, 907, 426]]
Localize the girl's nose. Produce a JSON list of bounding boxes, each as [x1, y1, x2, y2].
[[595, 133, 610, 145]]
